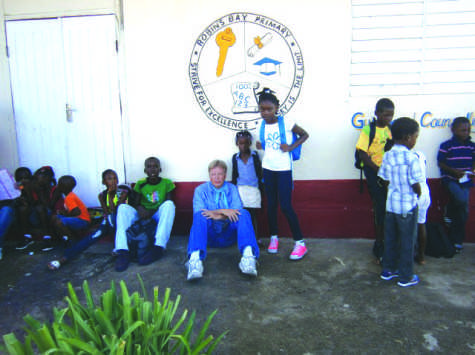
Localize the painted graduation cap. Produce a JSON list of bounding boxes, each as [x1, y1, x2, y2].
[[253, 57, 282, 76]]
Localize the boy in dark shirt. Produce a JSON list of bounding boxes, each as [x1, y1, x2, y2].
[[437, 116, 475, 252]]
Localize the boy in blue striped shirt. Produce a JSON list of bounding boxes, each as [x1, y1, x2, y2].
[[378, 117, 424, 287], [437, 116, 475, 252]]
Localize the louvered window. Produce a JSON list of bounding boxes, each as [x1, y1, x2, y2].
[[351, 0, 475, 96]]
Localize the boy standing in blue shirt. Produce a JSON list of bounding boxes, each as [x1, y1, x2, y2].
[[437, 116, 475, 252], [378, 117, 424, 287]]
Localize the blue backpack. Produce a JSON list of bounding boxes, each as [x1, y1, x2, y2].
[[259, 116, 301, 161]]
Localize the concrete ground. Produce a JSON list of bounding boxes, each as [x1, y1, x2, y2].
[[0, 236, 474, 354]]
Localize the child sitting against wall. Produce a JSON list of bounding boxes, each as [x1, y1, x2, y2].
[[13, 167, 36, 249], [0, 167, 32, 259], [114, 157, 176, 272], [378, 117, 424, 287], [437, 116, 475, 253], [231, 130, 263, 246], [16, 166, 66, 251], [48, 169, 129, 270], [49, 175, 90, 251]]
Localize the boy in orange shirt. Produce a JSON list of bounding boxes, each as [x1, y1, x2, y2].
[[48, 175, 90, 251]]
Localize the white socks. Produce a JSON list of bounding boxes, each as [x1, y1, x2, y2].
[[243, 245, 254, 257], [296, 239, 306, 246], [190, 250, 200, 261]]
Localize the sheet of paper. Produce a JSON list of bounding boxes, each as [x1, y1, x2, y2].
[[0, 169, 20, 200], [459, 173, 470, 184]]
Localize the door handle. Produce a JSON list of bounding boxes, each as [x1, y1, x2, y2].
[[65, 103, 74, 122]]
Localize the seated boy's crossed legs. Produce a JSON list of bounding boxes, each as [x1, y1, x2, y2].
[[114, 201, 175, 271]]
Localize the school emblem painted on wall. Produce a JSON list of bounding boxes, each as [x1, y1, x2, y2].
[[189, 13, 304, 131]]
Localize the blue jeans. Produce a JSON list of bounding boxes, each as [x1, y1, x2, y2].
[[57, 215, 90, 230], [263, 169, 303, 241], [383, 207, 418, 283], [0, 206, 15, 248], [187, 209, 259, 259], [444, 180, 470, 245], [63, 214, 116, 261]]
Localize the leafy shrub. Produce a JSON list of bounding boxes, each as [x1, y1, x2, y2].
[[2, 275, 225, 354]]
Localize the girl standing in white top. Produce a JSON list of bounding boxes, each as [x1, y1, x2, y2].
[[255, 88, 309, 260]]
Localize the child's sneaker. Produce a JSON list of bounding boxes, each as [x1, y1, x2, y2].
[[115, 250, 130, 272], [41, 236, 54, 252], [239, 255, 257, 276], [454, 244, 463, 254], [138, 245, 164, 265], [16, 235, 34, 250], [289, 242, 307, 260], [267, 236, 279, 254], [380, 270, 399, 280], [187, 258, 203, 281], [397, 274, 419, 287]]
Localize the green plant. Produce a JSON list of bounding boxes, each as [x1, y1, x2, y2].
[[2, 275, 226, 354]]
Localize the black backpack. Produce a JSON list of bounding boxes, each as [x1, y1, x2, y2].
[[126, 218, 157, 261], [425, 222, 456, 258], [355, 120, 376, 193]]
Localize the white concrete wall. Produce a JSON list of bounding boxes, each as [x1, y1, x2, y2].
[[1, 0, 474, 182], [122, 0, 475, 182], [122, 0, 353, 182]]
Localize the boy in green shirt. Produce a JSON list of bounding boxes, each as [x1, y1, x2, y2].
[[114, 157, 176, 271]]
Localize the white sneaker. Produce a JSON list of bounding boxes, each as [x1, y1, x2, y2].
[[239, 255, 257, 276], [187, 258, 203, 281]]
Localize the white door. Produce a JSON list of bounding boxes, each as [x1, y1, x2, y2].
[[6, 15, 124, 206]]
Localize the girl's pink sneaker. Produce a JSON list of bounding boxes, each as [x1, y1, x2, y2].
[[289, 243, 307, 260], [267, 237, 279, 254]]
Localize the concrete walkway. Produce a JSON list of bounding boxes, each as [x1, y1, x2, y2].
[[0, 237, 474, 354]]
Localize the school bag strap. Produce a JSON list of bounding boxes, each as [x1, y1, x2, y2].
[[278, 115, 301, 161], [355, 119, 377, 193], [259, 120, 266, 150], [277, 116, 287, 145], [231, 153, 238, 185], [252, 150, 264, 191]]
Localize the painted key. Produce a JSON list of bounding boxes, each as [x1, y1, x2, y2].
[[215, 27, 236, 77]]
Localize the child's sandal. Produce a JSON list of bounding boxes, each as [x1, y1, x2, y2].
[[48, 260, 61, 270]]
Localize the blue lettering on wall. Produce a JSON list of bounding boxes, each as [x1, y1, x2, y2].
[[353, 111, 475, 130], [351, 112, 370, 129]]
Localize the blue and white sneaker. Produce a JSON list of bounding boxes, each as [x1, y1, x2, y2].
[[397, 274, 419, 287], [380, 270, 399, 280]]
